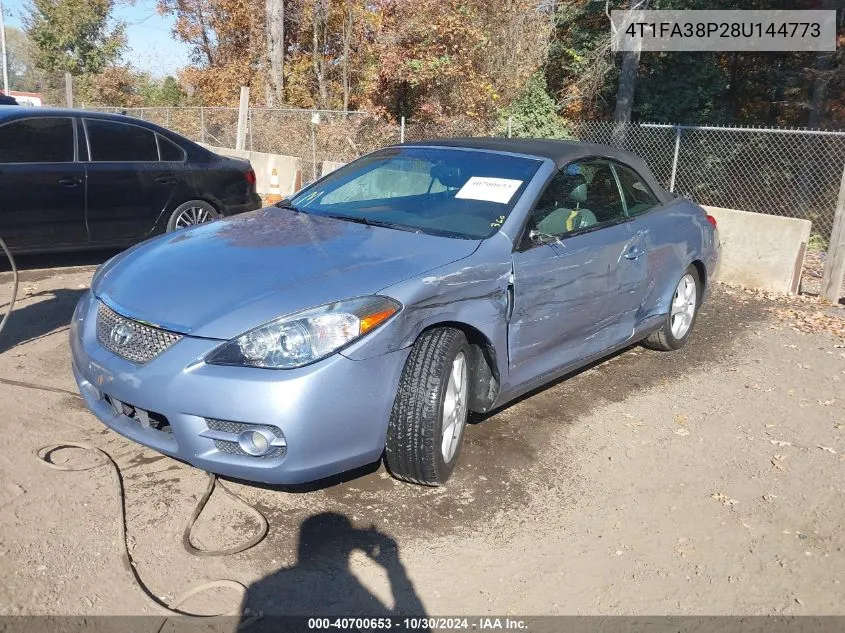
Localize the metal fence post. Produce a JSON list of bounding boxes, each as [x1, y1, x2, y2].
[[310, 111, 318, 182], [668, 125, 681, 192], [821, 162, 845, 302], [64, 72, 73, 108], [200, 107, 205, 144], [507, 116, 513, 138], [235, 86, 249, 150], [165, 107, 170, 128], [400, 116, 405, 143]]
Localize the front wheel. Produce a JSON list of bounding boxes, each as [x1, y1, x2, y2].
[[385, 328, 471, 486], [166, 200, 220, 232], [643, 265, 701, 351]]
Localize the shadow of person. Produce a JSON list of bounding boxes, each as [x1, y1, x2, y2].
[[241, 512, 429, 631], [0, 288, 86, 354]]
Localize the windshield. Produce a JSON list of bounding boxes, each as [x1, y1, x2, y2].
[[289, 147, 542, 239]]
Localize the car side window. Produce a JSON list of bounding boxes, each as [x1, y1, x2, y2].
[[157, 135, 186, 162], [529, 159, 625, 239], [0, 117, 74, 164], [613, 163, 660, 215], [85, 119, 158, 162]]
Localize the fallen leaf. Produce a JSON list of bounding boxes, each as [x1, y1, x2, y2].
[[675, 414, 688, 425], [817, 446, 837, 454]]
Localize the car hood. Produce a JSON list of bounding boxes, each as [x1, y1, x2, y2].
[[93, 207, 479, 340]]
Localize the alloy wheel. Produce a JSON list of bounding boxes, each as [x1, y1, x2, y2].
[[670, 273, 697, 339], [441, 352, 468, 463]]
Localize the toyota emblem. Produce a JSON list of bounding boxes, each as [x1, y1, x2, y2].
[[109, 323, 134, 347]]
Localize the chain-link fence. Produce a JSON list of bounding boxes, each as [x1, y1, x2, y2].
[[84, 106, 845, 249]]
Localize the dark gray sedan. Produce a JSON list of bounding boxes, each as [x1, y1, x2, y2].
[[0, 108, 261, 253]]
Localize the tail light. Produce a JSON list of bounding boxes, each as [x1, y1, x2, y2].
[[706, 214, 717, 229], [244, 169, 256, 186]]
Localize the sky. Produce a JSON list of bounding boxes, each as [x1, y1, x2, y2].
[[2, 0, 192, 77]]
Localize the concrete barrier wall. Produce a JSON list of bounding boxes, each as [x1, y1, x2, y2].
[[704, 205, 811, 295], [200, 144, 302, 196]]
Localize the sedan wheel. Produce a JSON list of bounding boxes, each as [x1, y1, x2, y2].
[[670, 273, 697, 339], [166, 200, 220, 232], [644, 265, 701, 351], [441, 352, 468, 464], [385, 327, 472, 486]]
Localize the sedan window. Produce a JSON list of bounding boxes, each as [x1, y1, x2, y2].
[[613, 163, 660, 215], [290, 148, 541, 240], [0, 117, 74, 163], [529, 160, 626, 239], [158, 135, 186, 162], [85, 119, 159, 162]]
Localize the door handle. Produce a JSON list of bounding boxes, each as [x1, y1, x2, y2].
[[155, 176, 177, 184], [58, 178, 79, 187]]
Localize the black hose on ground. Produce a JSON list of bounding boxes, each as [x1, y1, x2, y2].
[[37, 443, 266, 630]]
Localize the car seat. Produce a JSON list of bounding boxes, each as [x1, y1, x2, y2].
[[536, 176, 598, 235]]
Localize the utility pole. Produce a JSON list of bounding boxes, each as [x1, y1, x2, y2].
[[0, 0, 10, 96]]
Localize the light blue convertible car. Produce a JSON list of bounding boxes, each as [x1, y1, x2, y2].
[[71, 138, 720, 486]]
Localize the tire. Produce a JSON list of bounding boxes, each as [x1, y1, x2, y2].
[[166, 200, 220, 232], [385, 328, 472, 486], [643, 265, 701, 351]]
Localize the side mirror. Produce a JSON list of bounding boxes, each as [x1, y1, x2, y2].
[[529, 229, 558, 245]]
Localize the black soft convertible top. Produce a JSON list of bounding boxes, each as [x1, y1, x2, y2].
[[400, 137, 672, 204]]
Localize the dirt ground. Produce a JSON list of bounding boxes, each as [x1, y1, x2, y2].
[[0, 253, 843, 620]]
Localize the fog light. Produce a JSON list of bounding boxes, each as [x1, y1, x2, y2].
[[237, 428, 275, 456]]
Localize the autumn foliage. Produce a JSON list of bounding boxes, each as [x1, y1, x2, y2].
[[153, 0, 553, 122]]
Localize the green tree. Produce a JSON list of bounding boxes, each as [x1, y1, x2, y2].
[[5, 27, 41, 92], [499, 73, 570, 138], [24, 0, 126, 75], [634, 53, 728, 124], [137, 75, 187, 106]]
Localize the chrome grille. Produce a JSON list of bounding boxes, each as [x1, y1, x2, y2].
[[206, 419, 286, 459], [96, 303, 182, 364]]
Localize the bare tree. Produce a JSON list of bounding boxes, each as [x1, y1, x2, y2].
[[612, 0, 648, 143], [340, 0, 353, 113], [266, 0, 285, 105], [312, 0, 329, 109]]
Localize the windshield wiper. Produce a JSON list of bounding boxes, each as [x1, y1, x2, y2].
[[274, 201, 301, 212], [320, 214, 422, 234]]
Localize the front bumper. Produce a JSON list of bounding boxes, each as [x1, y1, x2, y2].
[[70, 292, 409, 484]]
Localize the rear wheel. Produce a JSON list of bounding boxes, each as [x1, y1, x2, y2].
[[385, 328, 471, 486], [166, 200, 220, 232], [643, 265, 700, 351]]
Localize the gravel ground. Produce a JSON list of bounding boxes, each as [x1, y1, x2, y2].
[[0, 256, 843, 619]]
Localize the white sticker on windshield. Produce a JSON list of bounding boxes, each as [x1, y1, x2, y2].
[[454, 177, 523, 204]]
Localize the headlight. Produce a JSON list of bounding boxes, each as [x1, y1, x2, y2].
[[205, 296, 401, 369]]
